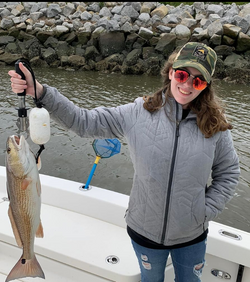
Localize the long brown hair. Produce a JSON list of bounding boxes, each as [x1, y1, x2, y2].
[[143, 52, 233, 138]]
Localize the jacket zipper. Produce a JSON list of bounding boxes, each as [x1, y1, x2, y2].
[[161, 102, 180, 244]]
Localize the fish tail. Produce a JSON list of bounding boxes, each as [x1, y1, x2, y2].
[[5, 254, 45, 282]]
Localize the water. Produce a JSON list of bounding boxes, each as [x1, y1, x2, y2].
[[0, 66, 249, 233]]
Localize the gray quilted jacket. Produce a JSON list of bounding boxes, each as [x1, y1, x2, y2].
[[40, 84, 240, 246]]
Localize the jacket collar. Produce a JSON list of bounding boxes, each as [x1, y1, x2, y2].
[[162, 91, 196, 121]]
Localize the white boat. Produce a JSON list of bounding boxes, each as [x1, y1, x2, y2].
[[0, 164, 249, 282]]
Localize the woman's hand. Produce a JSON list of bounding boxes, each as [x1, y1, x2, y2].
[[8, 62, 44, 99]]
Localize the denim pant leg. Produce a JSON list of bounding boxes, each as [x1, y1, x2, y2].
[[131, 240, 170, 282], [170, 238, 207, 282]]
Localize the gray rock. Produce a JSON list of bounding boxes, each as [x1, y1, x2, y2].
[[47, 4, 62, 18], [156, 25, 171, 33], [0, 18, 14, 29], [77, 31, 91, 45], [0, 35, 15, 46], [232, 15, 250, 34], [70, 10, 81, 20], [155, 33, 176, 57], [162, 14, 179, 24], [12, 15, 28, 25], [125, 48, 142, 66], [209, 14, 221, 22], [121, 6, 139, 21], [5, 42, 19, 53], [92, 27, 105, 39], [111, 5, 123, 15], [181, 18, 197, 28], [138, 27, 153, 40], [0, 52, 22, 64], [62, 3, 76, 17], [140, 2, 157, 14], [214, 45, 235, 57], [209, 34, 221, 46], [0, 8, 11, 18], [53, 25, 69, 37], [207, 4, 224, 17], [236, 32, 250, 52], [87, 3, 100, 13], [223, 24, 241, 38], [207, 19, 223, 37], [99, 32, 125, 57], [30, 3, 41, 13], [80, 11, 92, 21], [97, 17, 109, 29], [224, 53, 249, 68], [44, 36, 59, 48], [36, 31, 54, 44], [131, 2, 142, 12], [68, 54, 86, 69], [56, 41, 74, 57], [41, 47, 57, 64], [85, 45, 100, 60], [82, 22, 95, 33], [138, 13, 150, 23], [107, 20, 120, 32], [99, 7, 112, 18], [224, 3, 239, 18], [30, 12, 43, 22], [239, 3, 250, 18], [193, 2, 205, 13], [172, 24, 191, 39]]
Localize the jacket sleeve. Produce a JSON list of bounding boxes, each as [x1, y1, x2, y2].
[[37, 84, 142, 139], [205, 129, 240, 222]]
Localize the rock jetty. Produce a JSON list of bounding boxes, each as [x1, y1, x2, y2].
[[1, 2, 250, 84]]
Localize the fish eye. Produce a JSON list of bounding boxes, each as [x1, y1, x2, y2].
[[7, 147, 11, 154]]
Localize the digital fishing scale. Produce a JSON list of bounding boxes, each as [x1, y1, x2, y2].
[[15, 59, 51, 162]]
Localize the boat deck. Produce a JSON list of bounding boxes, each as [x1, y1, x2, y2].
[[0, 167, 143, 282]]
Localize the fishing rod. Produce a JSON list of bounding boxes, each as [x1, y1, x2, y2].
[[15, 59, 50, 163]]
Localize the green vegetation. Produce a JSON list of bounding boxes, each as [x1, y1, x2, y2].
[[160, 2, 249, 6]]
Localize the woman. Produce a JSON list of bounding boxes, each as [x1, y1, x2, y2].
[[9, 42, 240, 282]]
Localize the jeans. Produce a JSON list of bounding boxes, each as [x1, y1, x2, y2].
[[131, 238, 207, 282]]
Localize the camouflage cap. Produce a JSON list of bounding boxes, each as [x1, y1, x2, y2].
[[172, 42, 217, 83]]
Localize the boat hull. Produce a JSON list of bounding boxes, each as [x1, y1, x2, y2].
[[0, 166, 249, 282]]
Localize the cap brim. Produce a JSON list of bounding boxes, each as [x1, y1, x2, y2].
[[172, 60, 211, 83]]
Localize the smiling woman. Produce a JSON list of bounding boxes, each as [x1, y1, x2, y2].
[[143, 42, 232, 138], [7, 41, 240, 282]]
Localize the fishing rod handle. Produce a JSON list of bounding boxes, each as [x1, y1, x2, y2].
[[15, 59, 26, 96]]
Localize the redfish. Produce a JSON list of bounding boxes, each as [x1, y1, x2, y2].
[[5, 135, 45, 282]]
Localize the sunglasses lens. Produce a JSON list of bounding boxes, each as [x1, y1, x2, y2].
[[174, 70, 189, 83], [193, 77, 207, 91], [174, 69, 208, 91]]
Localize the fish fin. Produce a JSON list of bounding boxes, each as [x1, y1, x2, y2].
[[21, 178, 31, 190], [37, 156, 42, 170], [36, 181, 41, 197], [8, 206, 23, 247], [36, 221, 44, 238], [5, 254, 45, 282]]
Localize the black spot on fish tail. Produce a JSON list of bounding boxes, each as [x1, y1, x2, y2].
[[21, 259, 26, 264]]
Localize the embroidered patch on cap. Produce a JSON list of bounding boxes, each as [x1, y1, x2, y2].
[[192, 46, 208, 61]]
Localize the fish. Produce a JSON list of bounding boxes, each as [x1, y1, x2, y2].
[[5, 135, 45, 282]]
